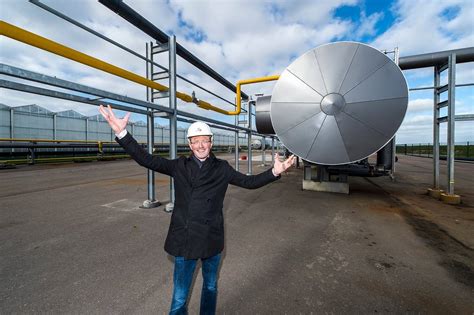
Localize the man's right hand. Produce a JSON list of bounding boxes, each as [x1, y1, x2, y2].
[[99, 105, 131, 134]]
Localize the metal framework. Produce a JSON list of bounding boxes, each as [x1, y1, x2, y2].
[[0, 1, 279, 211], [1, 1, 472, 204], [399, 48, 474, 202]]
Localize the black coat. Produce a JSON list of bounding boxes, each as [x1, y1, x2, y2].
[[117, 133, 280, 259]]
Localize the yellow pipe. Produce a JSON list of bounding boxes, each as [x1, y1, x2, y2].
[[233, 75, 280, 115], [0, 21, 231, 115]]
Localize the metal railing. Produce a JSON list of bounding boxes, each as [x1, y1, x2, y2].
[[396, 142, 473, 160]]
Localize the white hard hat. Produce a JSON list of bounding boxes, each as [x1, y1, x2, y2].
[[187, 121, 213, 138]]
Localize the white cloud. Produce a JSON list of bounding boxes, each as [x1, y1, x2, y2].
[[407, 98, 433, 112], [371, 0, 474, 54], [354, 11, 384, 39], [0, 0, 472, 144]]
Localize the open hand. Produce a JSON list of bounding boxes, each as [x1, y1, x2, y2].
[[273, 153, 296, 176], [99, 105, 131, 134]]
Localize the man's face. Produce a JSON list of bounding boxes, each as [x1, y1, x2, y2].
[[188, 135, 213, 160]]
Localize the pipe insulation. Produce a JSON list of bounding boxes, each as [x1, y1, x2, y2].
[[257, 42, 409, 165]]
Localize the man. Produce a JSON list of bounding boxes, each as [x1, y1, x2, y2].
[[99, 105, 295, 315]]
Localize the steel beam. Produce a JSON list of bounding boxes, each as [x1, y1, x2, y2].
[[169, 35, 178, 209], [85, 118, 89, 142], [433, 65, 440, 189], [0, 76, 258, 136], [30, 0, 236, 107], [98, 0, 249, 100], [53, 114, 57, 140], [146, 108, 156, 202], [235, 114, 239, 172], [399, 47, 474, 69], [271, 137, 275, 165], [437, 115, 474, 123], [0, 63, 171, 114], [247, 102, 252, 175], [0, 79, 148, 115], [447, 54, 456, 194], [10, 108, 14, 138]]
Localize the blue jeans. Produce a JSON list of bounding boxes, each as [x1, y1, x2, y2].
[[169, 253, 221, 315]]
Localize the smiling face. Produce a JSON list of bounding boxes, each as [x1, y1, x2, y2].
[[188, 135, 213, 160]]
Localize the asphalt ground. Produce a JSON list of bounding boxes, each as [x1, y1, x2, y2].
[[0, 154, 473, 314]]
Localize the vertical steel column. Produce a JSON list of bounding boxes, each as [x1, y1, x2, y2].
[[391, 47, 400, 179], [247, 102, 252, 175], [146, 109, 155, 201], [261, 136, 266, 166], [433, 66, 440, 189], [146, 42, 150, 104], [389, 137, 396, 179], [10, 108, 14, 154], [145, 42, 156, 204], [85, 118, 89, 141], [53, 114, 57, 140], [168, 35, 178, 211], [53, 113, 58, 153], [235, 114, 239, 172], [447, 53, 456, 194], [10, 108, 14, 138], [271, 137, 275, 165]]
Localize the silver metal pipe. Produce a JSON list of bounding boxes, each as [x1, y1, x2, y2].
[[453, 114, 474, 121], [410, 83, 474, 91], [169, 35, 178, 206], [29, 0, 236, 107], [0, 79, 148, 114], [255, 95, 274, 134], [437, 114, 474, 123], [447, 54, 456, 194], [98, 0, 249, 100], [247, 102, 252, 175], [399, 47, 474, 70], [235, 113, 239, 172], [1, 64, 259, 134], [10, 108, 14, 153], [85, 118, 89, 142], [391, 47, 400, 179], [146, 107, 155, 201], [175, 109, 262, 135], [0, 64, 170, 114], [53, 114, 57, 140], [433, 66, 440, 189], [10, 108, 14, 138], [390, 137, 396, 178], [145, 41, 156, 204], [271, 137, 275, 165], [146, 42, 150, 109]]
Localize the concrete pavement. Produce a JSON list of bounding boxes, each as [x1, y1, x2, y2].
[[0, 155, 473, 313]]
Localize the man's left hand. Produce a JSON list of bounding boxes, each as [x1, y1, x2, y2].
[[273, 153, 296, 176]]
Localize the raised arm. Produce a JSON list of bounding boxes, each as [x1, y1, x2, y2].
[[99, 104, 130, 135], [228, 153, 296, 189], [99, 105, 176, 176], [272, 153, 296, 176]]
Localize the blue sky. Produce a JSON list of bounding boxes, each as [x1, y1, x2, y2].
[[0, 0, 473, 144]]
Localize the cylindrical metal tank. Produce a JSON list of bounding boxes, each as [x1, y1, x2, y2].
[[255, 95, 275, 134], [258, 42, 408, 165]]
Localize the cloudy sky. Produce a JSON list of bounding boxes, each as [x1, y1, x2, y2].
[[1, 0, 473, 144]]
